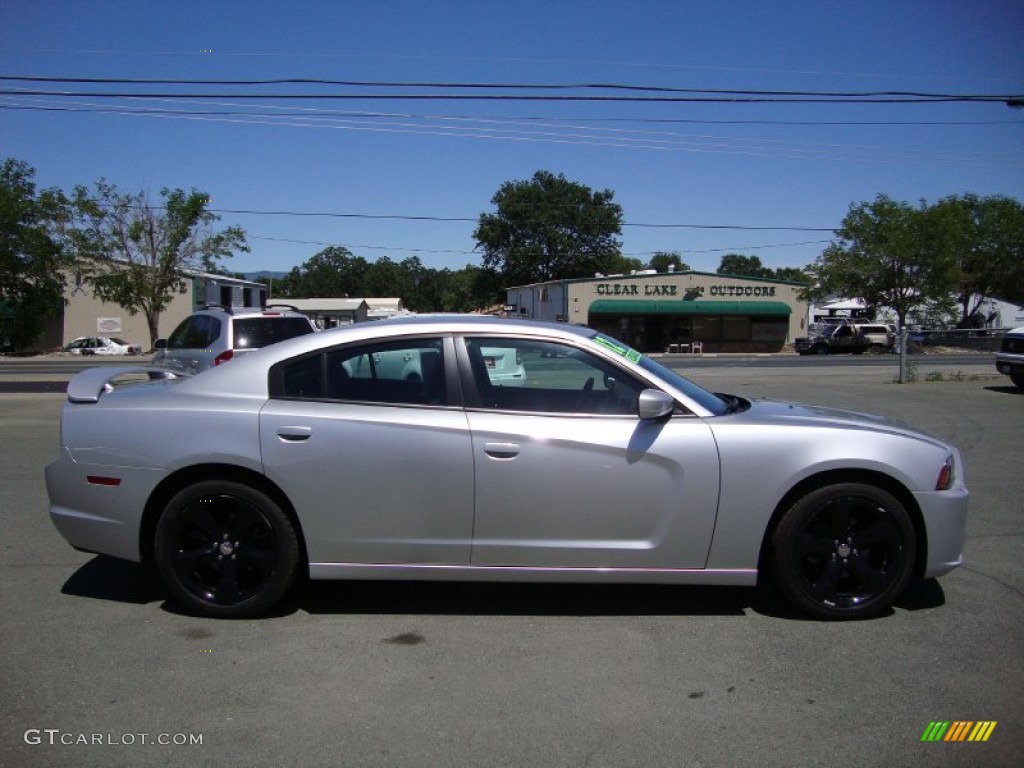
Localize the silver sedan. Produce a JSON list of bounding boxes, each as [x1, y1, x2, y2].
[[46, 316, 968, 619]]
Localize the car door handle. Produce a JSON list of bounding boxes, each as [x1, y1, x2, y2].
[[276, 426, 313, 442], [484, 442, 520, 459]]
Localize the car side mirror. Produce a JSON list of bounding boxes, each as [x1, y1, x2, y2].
[[637, 389, 674, 420], [154, 339, 168, 350]]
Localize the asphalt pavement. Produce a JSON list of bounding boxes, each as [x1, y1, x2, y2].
[[0, 363, 1020, 768]]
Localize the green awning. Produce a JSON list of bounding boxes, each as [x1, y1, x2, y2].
[[589, 300, 791, 316]]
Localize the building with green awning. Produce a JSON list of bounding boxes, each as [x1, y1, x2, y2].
[[505, 270, 809, 353]]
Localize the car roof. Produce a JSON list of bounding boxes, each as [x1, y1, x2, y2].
[[176, 316, 599, 397], [189, 305, 309, 318]]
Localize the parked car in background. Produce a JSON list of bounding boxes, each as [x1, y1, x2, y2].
[[995, 326, 1024, 389], [795, 323, 895, 355], [47, 316, 968, 621], [152, 305, 317, 375], [857, 324, 897, 350], [63, 336, 142, 356]]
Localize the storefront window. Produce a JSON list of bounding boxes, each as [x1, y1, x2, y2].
[[692, 317, 721, 341], [751, 317, 788, 342], [721, 316, 751, 341]]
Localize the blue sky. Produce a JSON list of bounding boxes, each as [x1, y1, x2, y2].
[[2, 0, 1022, 277]]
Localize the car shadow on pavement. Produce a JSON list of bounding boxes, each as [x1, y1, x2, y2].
[[60, 555, 164, 605], [299, 580, 755, 618], [984, 385, 1024, 396], [59, 556, 945, 621]]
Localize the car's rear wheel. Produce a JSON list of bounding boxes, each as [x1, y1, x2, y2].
[[1010, 371, 1024, 389], [155, 481, 300, 618], [770, 483, 916, 619]]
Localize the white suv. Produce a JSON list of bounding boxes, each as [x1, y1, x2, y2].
[[153, 305, 317, 375]]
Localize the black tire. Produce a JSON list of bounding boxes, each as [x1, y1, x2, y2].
[[770, 483, 916, 620], [1010, 372, 1024, 389], [155, 481, 300, 618]]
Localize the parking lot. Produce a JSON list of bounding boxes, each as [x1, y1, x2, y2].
[[1, 363, 1021, 768]]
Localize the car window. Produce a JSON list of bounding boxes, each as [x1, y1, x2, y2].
[[233, 316, 314, 349], [463, 337, 645, 415], [273, 338, 448, 406], [167, 316, 220, 350]]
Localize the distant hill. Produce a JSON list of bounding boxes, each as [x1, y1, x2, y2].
[[244, 271, 289, 282]]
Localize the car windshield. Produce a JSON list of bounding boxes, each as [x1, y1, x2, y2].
[[590, 333, 729, 416]]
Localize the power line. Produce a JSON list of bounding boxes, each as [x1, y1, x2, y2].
[[1, 89, 1015, 105], [3, 96, 1014, 167], [1, 47, 1014, 88], [249, 234, 833, 259], [1, 75, 1019, 103], [0, 76, 1020, 105], [90, 200, 834, 232], [2, 100, 1018, 126]]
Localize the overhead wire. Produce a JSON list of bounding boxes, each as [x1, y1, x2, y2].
[[3, 66, 1018, 264], [1, 94, 1015, 166], [0, 75, 1020, 104]]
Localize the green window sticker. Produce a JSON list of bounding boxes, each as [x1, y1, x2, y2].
[[593, 335, 642, 363]]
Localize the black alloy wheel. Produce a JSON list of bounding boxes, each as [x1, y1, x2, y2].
[[155, 481, 300, 618], [771, 483, 916, 620]]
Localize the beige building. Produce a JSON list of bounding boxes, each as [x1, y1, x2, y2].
[[507, 271, 809, 353], [49, 270, 269, 351]]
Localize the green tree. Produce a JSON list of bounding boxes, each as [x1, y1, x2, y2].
[[474, 170, 624, 285], [807, 194, 959, 330], [69, 182, 247, 346], [605, 254, 646, 275], [716, 253, 774, 278], [0, 158, 72, 352], [435, 265, 490, 312], [648, 251, 690, 273], [930, 193, 1024, 325], [362, 256, 413, 302], [276, 246, 369, 298], [772, 266, 812, 284]]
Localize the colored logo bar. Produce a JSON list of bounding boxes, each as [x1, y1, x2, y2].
[[921, 721, 997, 742]]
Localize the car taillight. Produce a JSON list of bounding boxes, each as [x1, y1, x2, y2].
[[935, 455, 955, 491], [214, 350, 234, 366]]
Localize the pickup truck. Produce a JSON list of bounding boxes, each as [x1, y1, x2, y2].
[[795, 324, 895, 355]]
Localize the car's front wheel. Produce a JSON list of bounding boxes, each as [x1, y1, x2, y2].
[[155, 481, 300, 618], [770, 483, 916, 619]]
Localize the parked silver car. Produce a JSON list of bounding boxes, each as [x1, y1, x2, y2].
[[46, 316, 968, 620]]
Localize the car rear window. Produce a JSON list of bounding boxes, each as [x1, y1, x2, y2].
[[168, 315, 221, 349], [233, 317, 314, 349]]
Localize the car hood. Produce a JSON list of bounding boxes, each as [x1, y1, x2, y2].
[[729, 397, 950, 449]]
